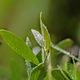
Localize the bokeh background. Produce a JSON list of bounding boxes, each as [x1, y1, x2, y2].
[[0, 0, 80, 80]]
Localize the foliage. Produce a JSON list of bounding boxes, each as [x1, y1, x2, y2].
[[0, 13, 80, 80]]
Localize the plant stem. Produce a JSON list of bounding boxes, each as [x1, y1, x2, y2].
[[51, 43, 80, 62], [25, 60, 31, 80], [42, 48, 45, 62], [47, 52, 52, 80], [57, 66, 69, 80]]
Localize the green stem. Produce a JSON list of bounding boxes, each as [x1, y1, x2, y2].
[[51, 43, 80, 62], [47, 52, 52, 80], [25, 60, 31, 80], [42, 48, 45, 62], [57, 66, 69, 80], [42, 48, 52, 80]]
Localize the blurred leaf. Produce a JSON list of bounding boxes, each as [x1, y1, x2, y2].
[[66, 61, 78, 80], [44, 74, 49, 80], [57, 39, 73, 49], [67, 63, 74, 80], [32, 46, 41, 55], [60, 55, 69, 72], [11, 60, 21, 80], [52, 68, 69, 80], [52, 69, 66, 80], [62, 58, 80, 80], [30, 62, 46, 80], [26, 37, 32, 48], [76, 68, 80, 80], [0, 29, 39, 65], [31, 29, 46, 48], [72, 59, 77, 80], [40, 12, 51, 50]]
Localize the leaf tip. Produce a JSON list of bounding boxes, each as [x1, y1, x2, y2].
[[31, 29, 35, 33], [40, 11, 42, 18]]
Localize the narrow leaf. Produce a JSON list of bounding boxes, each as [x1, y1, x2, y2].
[[26, 37, 32, 48], [31, 29, 46, 48], [57, 39, 73, 49], [40, 12, 51, 50], [0, 29, 39, 65], [32, 46, 41, 55]]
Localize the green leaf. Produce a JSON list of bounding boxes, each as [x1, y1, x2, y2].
[[52, 69, 65, 80], [76, 68, 80, 80], [31, 29, 46, 48], [26, 37, 32, 48], [57, 39, 73, 49], [52, 68, 70, 80], [30, 63, 47, 80], [66, 60, 78, 80], [32, 46, 41, 55], [40, 12, 51, 50], [0, 29, 39, 65]]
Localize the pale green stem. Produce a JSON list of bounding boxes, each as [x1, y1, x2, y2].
[[42, 48, 52, 80], [42, 48, 45, 62], [57, 66, 69, 80], [47, 52, 52, 80], [25, 60, 31, 80], [51, 43, 80, 62]]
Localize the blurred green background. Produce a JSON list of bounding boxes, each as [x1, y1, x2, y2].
[[0, 0, 80, 80]]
